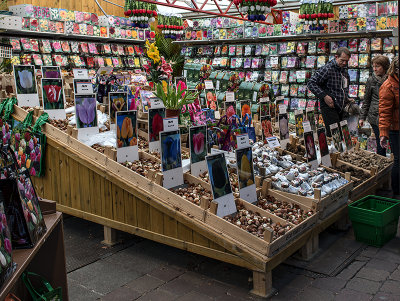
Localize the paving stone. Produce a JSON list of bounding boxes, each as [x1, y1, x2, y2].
[[176, 291, 213, 301], [335, 288, 373, 301], [375, 249, 400, 264], [381, 238, 400, 254], [68, 259, 143, 295], [269, 287, 299, 301], [67, 278, 103, 301], [177, 271, 209, 287], [160, 277, 197, 296], [149, 265, 186, 282], [295, 286, 335, 301], [356, 256, 371, 262], [372, 292, 400, 301], [389, 268, 400, 281], [311, 277, 346, 292], [346, 277, 382, 295], [360, 247, 380, 258], [136, 288, 179, 301], [100, 286, 141, 301], [285, 274, 314, 290], [366, 259, 398, 273], [195, 280, 232, 298], [336, 261, 366, 280], [125, 274, 165, 294], [380, 280, 400, 295], [356, 267, 390, 282]]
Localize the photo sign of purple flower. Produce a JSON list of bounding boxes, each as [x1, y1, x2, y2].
[[75, 94, 98, 128]]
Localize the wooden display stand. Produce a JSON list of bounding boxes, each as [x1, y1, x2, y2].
[[0, 199, 68, 300]]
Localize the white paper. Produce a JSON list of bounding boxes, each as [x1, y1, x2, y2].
[[276, 96, 284, 101], [260, 97, 269, 102], [17, 94, 40, 107], [216, 80, 220, 90], [303, 121, 312, 133], [339, 120, 348, 127], [149, 141, 161, 152], [75, 81, 94, 94], [279, 104, 287, 114], [191, 161, 207, 177], [214, 193, 236, 217], [236, 134, 250, 149], [204, 80, 214, 90], [267, 137, 280, 148], [45, 109, 66, 120], [240, 184, 257, 204], [253, 91, 258, 102], [150, 97, 164, 109], [226, 92, 235, 102], [117, 145, 139, 162], [306, 107, 314, 113], [163, 117, 179, 131], [78, 126, 99, 141], [73, 69, 89, 79], [295, 109, 303, 115], [321, 154, 332, 167], [270, 57, 279, 65], [163, 167, 184, 189], [183, 70, 188, 77]]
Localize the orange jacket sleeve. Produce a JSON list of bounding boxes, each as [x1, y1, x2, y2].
[[378, 80, 394, 138]]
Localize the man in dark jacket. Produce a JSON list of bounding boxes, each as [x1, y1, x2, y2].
[[307, 47, 351, 136]]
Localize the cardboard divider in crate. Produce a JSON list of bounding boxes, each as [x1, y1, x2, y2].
[[330, 153, 378, 201], [263, 172, 353, 220]]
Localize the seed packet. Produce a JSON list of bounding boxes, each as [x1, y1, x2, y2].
[[220, 57, 228, 67], [297, 42, 307, 55], [87, 24, 94, 36], [308, 41, 316, 54], [259, 25, 267, 37], [349, 85, 358, 98], [298, 85, 307, 97], [383, 37, 394, 52], [358, 38, 370, 53], [55, 22, 64, 33], [264, 58, 271, 69], [274, 24, 282, 36], [339, 6, 348, 19], [387, 16, 398, 29], [236, 58, 243, 68], [348, 69, 359, 82], [61, 41, 70, 53], [89, 43, 98, 54], [229, 46, 236, 56], [214, 46, 221, 55], [296, 23, 304, 35], [22, 18, 30, 30], [338, 40, 348, 48], [357, 17, 367, 31], [244, 57, 252, 69], [300, 57, 307, 68], [226, 29, 235, 40], [270, 56, 279, 69], [378, 2, 388, 16], [230, 58, 237, 69], [359, 70, 370, 83], [80, 43, 89, 54], [32, 54, 43, 65], [388, 1, 398, 15], [50, 8, 60, 21], [330, 41, 339, 54], [377, 16, 387, 30], [235, 27, 244, 39], [306, 88, 315, 99], [255, 45, 262, 56], [251, 58, 261, 69], [39, 19, 49, 32], [366, 3, 377, 16], [296, 70, 307, 83], [70, 41, 79, 53], [317, 56, 327, 68], [348, 19, 358, 31], [42, 54, 52, 66], [358, 4, 367, 17], [280, 71, 289, 83], [358, 85, 366, 98], [219, 29, 227, 39], [269, 44, 278, 55], [75, 11, 84, 23], [236, 45, 243, 56], [289, 70, 297, 82], [287, 57, 298, 68], [278, 43, 287, 55], [272, 85, 280, 96], [364, 17, 376, 31], [29, 18, 39, 32], [281, 84, 289, 96], [306, 56, 317, 68], [349, 39, 358, 52], [317, 41, 328, 54], [264, 71, 272, 82], [348, 54, 359, 67], [244, 45, 253, 56], [10, 38, 21, 52], [48, 21, 56, 32], [290, 84, 299, 97], [328, 20, 339, 34], [348, 4, 358, 18], [266, 25, 274, 36], [11, 55, 20, 65], [281, 57, 288, 68], [339, 20, 348, 32], [271, 71, 280, 83]]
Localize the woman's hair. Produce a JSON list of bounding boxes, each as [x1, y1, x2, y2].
[[387, 56, 399, 77], [372, 55, 390, 72]]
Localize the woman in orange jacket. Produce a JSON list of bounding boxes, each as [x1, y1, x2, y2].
[[379, 57, 399, 196]]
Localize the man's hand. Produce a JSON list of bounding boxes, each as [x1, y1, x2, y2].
[[380, 136, 389, 149], [324, 95, 334, 108]]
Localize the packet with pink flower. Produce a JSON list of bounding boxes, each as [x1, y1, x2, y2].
[[348, 54, 359, 67], [42, 55, 52, 66], [61, 41, 71, 53], [329, 20, 339, 33], [32, 54, 43, 66], [30, 39, 39, 52], [358, 38, 370, 53], [80, 43, 89, 54], [383, 37, 394, 52], [348, 39, 358, 52], [10, 39, 21, 52]]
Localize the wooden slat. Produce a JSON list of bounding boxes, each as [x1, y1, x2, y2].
[[136, 199, 150, 230], [60, 153, 71, 208], [124, 192, 137, 227], [177, 223, 193, 243], [69, 159, 80, 210], [112, 184, 125, 223], [163, 214, 178, 238], [149, 207, 164, 234], [192, 232, 210, 248]]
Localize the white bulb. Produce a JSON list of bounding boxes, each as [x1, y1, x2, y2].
[[256, 5, 260, 10], [324, 20, 328, 24], [313, 20, 317, 24]]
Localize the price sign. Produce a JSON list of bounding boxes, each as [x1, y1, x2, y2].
[[216, 80, 220, 90], [163, 117, 179, 131], [73, 68, 89, 79], [267, 137, 280, 148], [303, 121, 312, 132], [295, 109, 303, 115], [279, 104, 287, 114], [276, 96, 284, 101], [236, 134, 250, 149], [204, 80, 214, 90], [260, 97, 269, 102], [226, 91, 235, 102], [253, 91, 258, 102], [150, 97, 164, 109], [74, 79, 93, 94], [270, 57, 279, 65], [183, 70, 188, 77]]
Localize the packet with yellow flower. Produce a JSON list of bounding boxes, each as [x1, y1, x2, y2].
[[358, 54, 369, 68], [377, 16, 387, 30], [357, 17, 366, 31]]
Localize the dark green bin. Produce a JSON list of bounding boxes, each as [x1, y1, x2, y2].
[[348, 195, 400, 247]]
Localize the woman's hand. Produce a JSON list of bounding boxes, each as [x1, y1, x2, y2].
[[359, 119, 364, 127], [380, 136, 389, 149]]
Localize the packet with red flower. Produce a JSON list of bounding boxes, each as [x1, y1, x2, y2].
[[10, 39, 21, 52], [61, 41, 71, 53], [79, 43, 89, 54], [30, 18, 39, 32], [20, 39, 32, 51], [55, 21, 64, 33]]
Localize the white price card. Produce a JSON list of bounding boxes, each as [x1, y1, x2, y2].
[[150, 97, 164, 109], [216, 80, 220, 90], [253, 91, 258, 102], [163, 117, 179, 131], [73, 68, 89, 79], [204, 80, 214, 90], [226, 91, 235, 102], [183, 70, 188, 77], [260, 97, 269, 102], [279, 104, 287, 114], [74, 79, 93, 94], [267, 137, 280, 148], [236, 134, 250, 149], [303, 121, 312, 132], [295, 109, 303, 115]]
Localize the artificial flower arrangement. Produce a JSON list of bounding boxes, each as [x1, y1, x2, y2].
[[142, 40, 173, 84], [124, 0, 157, 28], [298, 0, 334, 30], [235, 0, 278, 21], [157, 14, 184, 40]]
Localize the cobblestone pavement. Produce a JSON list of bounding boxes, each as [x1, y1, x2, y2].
[[66, 217, 400, 301]]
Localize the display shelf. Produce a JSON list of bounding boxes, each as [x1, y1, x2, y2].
[[174, 29, 394, 45], [0, 29, 146, 44], [0, 203, 67, 301]]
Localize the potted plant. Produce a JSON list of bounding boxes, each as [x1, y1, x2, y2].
[[155, 81, 199, 118]]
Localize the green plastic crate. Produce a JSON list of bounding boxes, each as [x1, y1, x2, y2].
[[348, 195, 400, 247]]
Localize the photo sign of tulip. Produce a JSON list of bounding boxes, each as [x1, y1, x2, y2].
[[41, 78, 64, 110], [109, 92, 128, 124], [116, 111, 137, 148], [14, 65, 37, 95], [75, 95, 98, 129], [189, 126, 207, 164]]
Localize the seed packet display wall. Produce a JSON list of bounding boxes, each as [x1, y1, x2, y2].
[[41, 78, 66, 119], [74, 93, 99, 140], [116, 110, 138, 162], [13, 65, 39, 107]]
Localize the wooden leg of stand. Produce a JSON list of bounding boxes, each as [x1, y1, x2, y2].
[[102, 226, 118, 247], [300, 234, 319, 261], [251, 270, 273, 298]]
